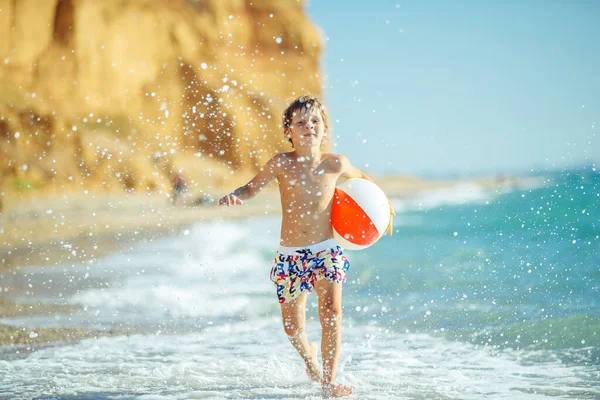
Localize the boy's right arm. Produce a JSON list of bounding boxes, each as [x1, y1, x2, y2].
[[218, 154, 282, 206]]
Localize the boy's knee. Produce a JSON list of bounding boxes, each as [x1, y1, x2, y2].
[[319, 297, 341, 313], [283, 320, 304, 338], [319, 303, 342, 326]]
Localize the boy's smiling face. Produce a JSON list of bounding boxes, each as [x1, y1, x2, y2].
[[286, 105, 327, 149]]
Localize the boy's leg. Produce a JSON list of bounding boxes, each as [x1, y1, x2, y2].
[[314, 279, 352, 397], [279, 291, 322, 382]]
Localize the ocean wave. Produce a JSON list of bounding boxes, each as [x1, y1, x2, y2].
[[66, 218, 281, 321], [391, 183, 497, 213], [390, 177, 548, 213]]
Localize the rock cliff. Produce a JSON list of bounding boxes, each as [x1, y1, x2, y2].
[[0, 0, 323, 209]]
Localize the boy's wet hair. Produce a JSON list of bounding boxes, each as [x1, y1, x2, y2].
[[282, 94, 329, 147]]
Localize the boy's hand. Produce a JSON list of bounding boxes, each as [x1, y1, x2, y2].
[[218, 193, 243, 206], [384, 201, 395, 236]]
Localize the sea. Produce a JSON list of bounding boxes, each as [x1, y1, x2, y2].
[[1, 167, 598, 399]]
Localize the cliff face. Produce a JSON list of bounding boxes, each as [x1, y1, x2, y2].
[[0, 0, 323, 208]]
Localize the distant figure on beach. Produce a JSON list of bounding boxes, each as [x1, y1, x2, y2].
[[170, 169, 188, 207], [151, 152, 189, 207], [219, 95, 394, 398]]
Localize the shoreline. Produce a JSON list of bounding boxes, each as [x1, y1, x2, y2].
[[1, 189, 282, 270], [0, 190, 282, 347], [0, 175, 541, 347]]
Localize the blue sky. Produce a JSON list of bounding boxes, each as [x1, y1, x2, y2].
[[306, 1, 599, 177]]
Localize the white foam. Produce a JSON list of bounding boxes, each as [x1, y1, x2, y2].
[[1, 218, 281, 328], [1, 322, 596, 399], [65, 219, 280, 320]]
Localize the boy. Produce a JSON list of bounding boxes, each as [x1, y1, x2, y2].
[[219, 95, 393, 398]]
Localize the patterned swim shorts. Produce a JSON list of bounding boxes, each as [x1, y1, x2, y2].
[[269, 238, 350, 304]]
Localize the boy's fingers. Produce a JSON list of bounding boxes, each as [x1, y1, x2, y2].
[[219, 194, 242, 206]]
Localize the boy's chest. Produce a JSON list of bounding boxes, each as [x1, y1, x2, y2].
[[279, 165, 339, 194]]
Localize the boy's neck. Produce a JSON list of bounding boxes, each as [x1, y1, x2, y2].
[[293, 147, 322, 166]]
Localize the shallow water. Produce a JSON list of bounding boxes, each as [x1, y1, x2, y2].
[[1, 168, 599, 399]]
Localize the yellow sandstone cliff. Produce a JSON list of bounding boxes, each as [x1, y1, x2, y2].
[[0, 0, 323, 209]]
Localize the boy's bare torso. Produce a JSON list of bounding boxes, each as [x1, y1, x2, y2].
[[276, 152, 344, 247]]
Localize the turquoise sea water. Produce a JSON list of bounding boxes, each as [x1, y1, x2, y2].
[[1, 167, 598, 399], [355, 167, 599, 362]]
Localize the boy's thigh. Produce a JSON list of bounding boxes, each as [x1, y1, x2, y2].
[[313, 279, 343, 309], [279, 291, 308, 323]]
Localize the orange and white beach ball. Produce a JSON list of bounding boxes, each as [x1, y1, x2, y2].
[[331, 178, 391, 250]]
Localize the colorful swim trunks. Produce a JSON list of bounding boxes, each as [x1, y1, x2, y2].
[[269, 238, 350, 304]]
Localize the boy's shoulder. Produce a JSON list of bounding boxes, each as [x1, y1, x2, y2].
[[321, 152, 350, 165], [319, 153, 353, 174], [270, 151, 294, 164]]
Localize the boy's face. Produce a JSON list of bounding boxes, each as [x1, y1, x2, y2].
[[286, 105, 327, 149]]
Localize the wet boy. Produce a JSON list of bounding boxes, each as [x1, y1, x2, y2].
[[219, 95, 393, 397]]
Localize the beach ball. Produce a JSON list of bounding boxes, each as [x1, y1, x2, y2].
[[331, 178, 391, 250]]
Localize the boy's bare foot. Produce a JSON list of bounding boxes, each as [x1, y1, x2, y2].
[[322, 383, 353, 398], [305, 342, 322, 383]]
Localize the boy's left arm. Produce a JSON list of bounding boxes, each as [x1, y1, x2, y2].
[[338, 155, 395, 236]]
